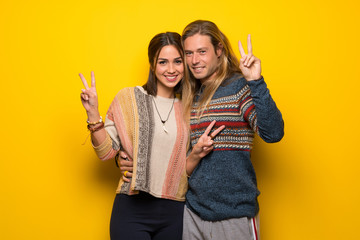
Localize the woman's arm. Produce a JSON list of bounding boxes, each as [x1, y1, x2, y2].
[[79, 71, 107, 146]]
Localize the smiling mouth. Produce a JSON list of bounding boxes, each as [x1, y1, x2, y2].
[[192, 66, 204, 73], [165, 75, 178, 81]]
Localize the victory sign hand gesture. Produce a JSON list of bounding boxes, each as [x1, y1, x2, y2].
[[238, 34, 262, 81], [186, 121, 225, 176], [79, 71, 99, 113], [192, 120, 225, 158]]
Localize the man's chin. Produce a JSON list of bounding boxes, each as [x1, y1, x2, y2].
[[190, 72, 205, 80]]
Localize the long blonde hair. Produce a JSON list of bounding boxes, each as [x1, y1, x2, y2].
[[181, 20, 242, 123]]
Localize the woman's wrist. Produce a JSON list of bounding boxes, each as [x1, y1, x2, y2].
[[188, 151, 201, 164], [86, 110, 101, 122]]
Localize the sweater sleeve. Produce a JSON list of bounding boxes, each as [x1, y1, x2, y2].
[[92, 107, 121, 161], [246, 77, 284, 143]]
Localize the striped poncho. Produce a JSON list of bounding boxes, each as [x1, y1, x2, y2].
[[93, 86, 188, 201]]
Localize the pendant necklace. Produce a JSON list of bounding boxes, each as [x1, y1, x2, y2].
[[152, 96, 175, 133]]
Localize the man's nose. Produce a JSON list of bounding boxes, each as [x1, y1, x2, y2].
[[192, 54, 199, 65]]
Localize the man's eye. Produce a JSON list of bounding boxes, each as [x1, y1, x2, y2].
[[185, 52, 192, 56], [200, 50, 206, 54]]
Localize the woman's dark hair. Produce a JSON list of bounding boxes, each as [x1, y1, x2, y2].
[[143, 32, 184, 96]]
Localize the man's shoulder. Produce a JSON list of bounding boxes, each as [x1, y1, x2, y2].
[[216, 73, 248, 96]]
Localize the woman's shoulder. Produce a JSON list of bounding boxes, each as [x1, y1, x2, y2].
[[114, 86, 147, 97]]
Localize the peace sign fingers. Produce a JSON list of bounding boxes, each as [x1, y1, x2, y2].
[[203, 120, 217, 137], [247, 34, 252, 55], [238, 34, 253, 57], [79, 73, 90, 90], [238, 40, 246, 58], [200, 120, 225, 145], [79, 71, 97, 89], [79, 71, 99, 112], [209, 123, 225, 139], [238, 34, 262, 81], [91, 71, 96, 88]]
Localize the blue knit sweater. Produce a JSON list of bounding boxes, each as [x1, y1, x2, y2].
[[186, 74, 284, 221]]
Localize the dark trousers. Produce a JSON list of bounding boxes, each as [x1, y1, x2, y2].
[[110, 192, 184, 240]]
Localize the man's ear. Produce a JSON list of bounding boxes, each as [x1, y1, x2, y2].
[[216, 42, 223, 57]]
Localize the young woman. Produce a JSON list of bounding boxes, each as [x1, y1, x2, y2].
[[79, 32, 189, 240]]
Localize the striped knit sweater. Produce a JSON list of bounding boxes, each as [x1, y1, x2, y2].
[[186, 74, 284, 221], [93, 86, 188, 201]]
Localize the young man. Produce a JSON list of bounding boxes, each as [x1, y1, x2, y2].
[[181, 20, 284, 240]]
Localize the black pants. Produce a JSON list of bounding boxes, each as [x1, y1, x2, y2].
[[110, 192, 184, 240]]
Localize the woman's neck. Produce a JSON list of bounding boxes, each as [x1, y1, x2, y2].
[[156, 90, 175, 98]]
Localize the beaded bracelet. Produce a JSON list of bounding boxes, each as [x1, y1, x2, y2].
[[87, 122, 104, 133], [87, 116, 102, 125]]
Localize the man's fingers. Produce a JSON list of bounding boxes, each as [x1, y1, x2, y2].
[[119, 160, 133, 167], [120, 165, 133, 171], [244, 55, 255, 67], [119, 151, 128, 159], [245, 55, 255, 67], [238, 40, 246, 57], [122, 176, 131, 182], [247, 34, 252, 54]]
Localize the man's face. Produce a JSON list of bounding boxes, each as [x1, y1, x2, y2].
[[184, 34, 222, 84]]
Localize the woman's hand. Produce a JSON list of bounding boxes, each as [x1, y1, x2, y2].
[[79, 71, 105, 146], [238, 34, 262, 81], [186, 120, 225, 176], [79, 71, 99, 115]]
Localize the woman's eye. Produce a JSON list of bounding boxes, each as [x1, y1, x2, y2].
[[158, 61, 166, 65]]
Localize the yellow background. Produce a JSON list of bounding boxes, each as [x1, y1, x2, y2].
[[1, 0, 359, 239]]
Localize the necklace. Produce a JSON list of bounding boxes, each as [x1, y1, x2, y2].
[[152, 96, 175, 133]]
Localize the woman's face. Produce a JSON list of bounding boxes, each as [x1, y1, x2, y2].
[[155, 45, 184, 98]]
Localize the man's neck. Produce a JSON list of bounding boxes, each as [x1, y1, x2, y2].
[[198, 71, 218, 85]]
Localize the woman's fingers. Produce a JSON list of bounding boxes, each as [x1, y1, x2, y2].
[[79, 73, 89, 89], [80, 92, 87, 101], [91, 71, 96, 88], [203, 120, 216, 137], [210, 125, 225, 139]]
